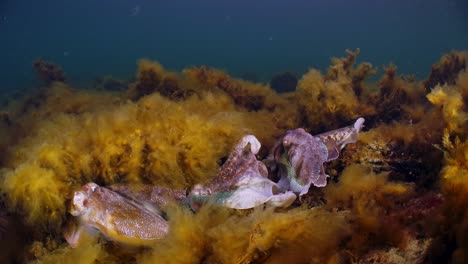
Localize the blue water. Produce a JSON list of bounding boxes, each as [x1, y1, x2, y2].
[[1, 0, 467, 95]]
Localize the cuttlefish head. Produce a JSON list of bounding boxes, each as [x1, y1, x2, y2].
[[69, 182, 99, 217]]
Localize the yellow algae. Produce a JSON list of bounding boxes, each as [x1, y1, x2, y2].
[[433, 134, 468, 264], [295, 68, 361, 131], [294, 50, 377, 132], [236, 208, 348, 264], [425, 67, 468, 263], [139, 205, 348, 264], [427, 85, 467, 133], [35, 234, 111, 264], [325, 164, 411, 254], [139, 205, 230, 264], [427, 70, 468, 134], [127, 59, 193, 101], [2, 164, 68, 226]]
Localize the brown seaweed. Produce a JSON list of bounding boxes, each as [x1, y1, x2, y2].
[[32, 59, 66, 84], [424, 51, 467, 92]]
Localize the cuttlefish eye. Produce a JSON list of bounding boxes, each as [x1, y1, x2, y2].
[[189, 185, 212, 212], [83, 182, 98, 192], [200, 189, 211, 196], [192, 184, 211, 196], [283, 140, 291, 148]]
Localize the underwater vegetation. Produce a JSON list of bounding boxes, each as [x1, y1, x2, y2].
[[0, 50, 467, 263], [32, 59, 66, 85]]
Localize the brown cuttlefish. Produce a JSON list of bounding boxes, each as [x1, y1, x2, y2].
[[64, 182, 170, 247], [266, 118, 365, 196], [188, 135, 297, 210]]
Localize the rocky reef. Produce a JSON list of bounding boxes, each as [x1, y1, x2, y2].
[[0, 50, 467, 263]]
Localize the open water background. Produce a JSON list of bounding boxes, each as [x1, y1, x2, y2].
[[0, 0, 467, 96]]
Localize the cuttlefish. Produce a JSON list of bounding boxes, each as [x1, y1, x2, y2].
[[65, 182, 169, 247], [188, 135, 297, 210], [266, 118, 364, 196]]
